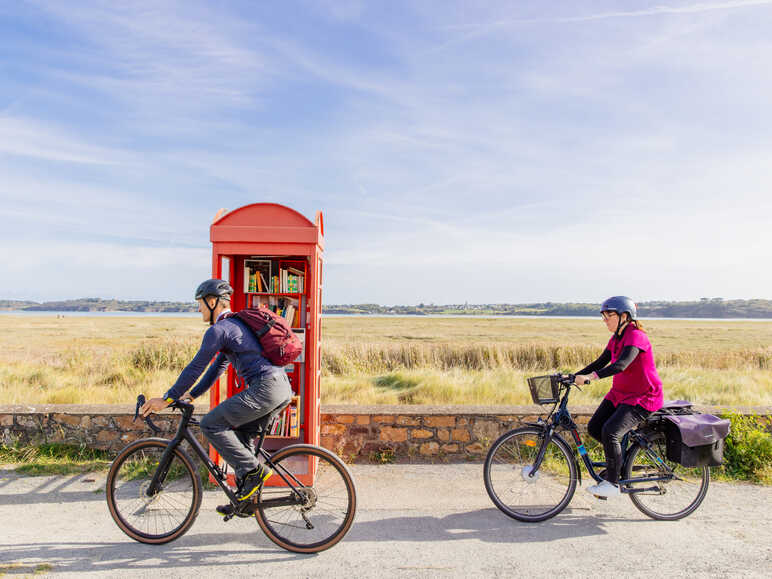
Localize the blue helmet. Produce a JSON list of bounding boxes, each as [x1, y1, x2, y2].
[[600, 296, 637, 320]]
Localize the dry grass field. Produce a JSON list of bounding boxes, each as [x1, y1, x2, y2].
[[0, 315, 770, 406]]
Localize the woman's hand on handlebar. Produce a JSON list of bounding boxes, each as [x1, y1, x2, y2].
[[574, 374, 592, 386], [141, 397, 171, 417]]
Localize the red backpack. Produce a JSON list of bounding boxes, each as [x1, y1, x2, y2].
[[224, 308, 302, 366]]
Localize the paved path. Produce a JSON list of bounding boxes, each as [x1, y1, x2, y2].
[[1, 464, 770, 578]]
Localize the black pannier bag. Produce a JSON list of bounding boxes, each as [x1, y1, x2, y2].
[[662, 413, 731, 467]]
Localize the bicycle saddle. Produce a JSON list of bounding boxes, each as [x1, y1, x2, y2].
[[649, 400, 694, 419]]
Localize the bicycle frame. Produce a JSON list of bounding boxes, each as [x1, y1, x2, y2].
[[525, 380, 677, 494], [144, 401, 307, 510]]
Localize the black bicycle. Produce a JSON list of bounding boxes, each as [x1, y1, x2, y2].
[[106, 395, 357, 553], [484, 374, 709, 522]]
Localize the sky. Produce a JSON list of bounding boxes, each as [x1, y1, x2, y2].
[[1, 0, 771, 305]]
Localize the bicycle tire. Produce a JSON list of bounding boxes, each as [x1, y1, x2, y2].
[[255, 444, 356, 553], [106, 438, 202, 544], [484, 427, 577, 522], [624, 432, 709, 521]]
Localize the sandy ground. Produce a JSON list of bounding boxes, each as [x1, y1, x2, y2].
[[0, 463, 770, 578]]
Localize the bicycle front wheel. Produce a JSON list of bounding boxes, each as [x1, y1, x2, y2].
[[624, 432, 709, 521], [106, 438, 202, 544], [256, 445, 356, 553], [484, 427, 577, 522]]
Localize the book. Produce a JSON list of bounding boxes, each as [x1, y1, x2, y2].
[[289, 404, 298, 437]]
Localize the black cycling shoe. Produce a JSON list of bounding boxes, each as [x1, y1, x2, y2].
[[235, 465, 273, 502], [217, 502, 257, 518]]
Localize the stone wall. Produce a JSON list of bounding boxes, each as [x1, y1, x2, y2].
[[319, 405, 585, 461], [0, 404, 209, 453], [1, 404, 770, 462]]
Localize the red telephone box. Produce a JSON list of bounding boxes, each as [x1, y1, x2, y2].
[[208, 203, 324, 485]]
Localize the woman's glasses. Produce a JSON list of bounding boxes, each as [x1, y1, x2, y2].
[[601, 311, 618, 321]]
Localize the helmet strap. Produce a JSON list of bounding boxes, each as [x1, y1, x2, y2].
[[614, 315, 629, 339], [205, 297, 220, 326]]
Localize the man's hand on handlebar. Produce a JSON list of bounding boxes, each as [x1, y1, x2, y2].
[[141, 397, 172, 417]]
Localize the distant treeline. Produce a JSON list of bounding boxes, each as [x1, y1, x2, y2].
[[325, 299, 772, 318], [2, 297, 771, 318], [0, 298, 198, 312]]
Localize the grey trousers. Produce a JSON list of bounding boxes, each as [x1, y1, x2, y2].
[[200, 372, 292, 479]]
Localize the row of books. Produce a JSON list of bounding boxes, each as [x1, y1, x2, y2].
[[244, 259, 305, 294], [269, 404, 299, 437], [250, 296, 301, 328], [246, 270, 270, 293], [281, 268, 304, 293]]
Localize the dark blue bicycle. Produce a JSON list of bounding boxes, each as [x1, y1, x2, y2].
[[484, 374, 710, 522]]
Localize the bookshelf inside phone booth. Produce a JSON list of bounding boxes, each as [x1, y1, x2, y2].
[[208, 203, 324, 486]]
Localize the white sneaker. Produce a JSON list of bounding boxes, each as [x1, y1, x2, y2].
[[587, 480, 621, 498]]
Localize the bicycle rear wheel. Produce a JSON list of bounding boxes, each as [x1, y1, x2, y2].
[[484, 427, 577, 522], [106, 438, 202, 544], [624, 432, 709, 521], [256, 444, 356, 553]]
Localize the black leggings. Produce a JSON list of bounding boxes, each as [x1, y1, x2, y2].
[[587, 399, 652, 484]]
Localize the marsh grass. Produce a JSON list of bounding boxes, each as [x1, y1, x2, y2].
[[1, 315, 770, 406], [0, 442, 112, 475]]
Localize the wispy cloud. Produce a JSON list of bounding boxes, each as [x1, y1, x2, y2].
[[445, 0, 772, 30], [2, 1, 771, 302], [31, 0, 272, 131], [0, 115, 127, 164]]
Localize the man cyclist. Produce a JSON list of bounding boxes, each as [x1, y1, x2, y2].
[[141, 279, 292, 515]]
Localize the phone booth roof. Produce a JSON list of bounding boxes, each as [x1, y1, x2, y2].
[[210, 203, 324, 254]]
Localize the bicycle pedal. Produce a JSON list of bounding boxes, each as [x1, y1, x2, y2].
[[223, 513, 234, 522]]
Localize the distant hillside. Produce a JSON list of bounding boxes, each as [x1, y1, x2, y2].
[[2, 297, 771, 318], [0, 298, 197, 312], [325, 299, 772, 318]]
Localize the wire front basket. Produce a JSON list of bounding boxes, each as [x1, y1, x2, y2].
[[527, 374, 561, 405]]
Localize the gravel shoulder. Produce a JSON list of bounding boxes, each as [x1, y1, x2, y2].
[[0, 463, 770, 578]]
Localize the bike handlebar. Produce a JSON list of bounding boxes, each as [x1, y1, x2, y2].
[[557, 373, 590, 387], [134, 394, 161, 433], [133, 394, 195, 434]]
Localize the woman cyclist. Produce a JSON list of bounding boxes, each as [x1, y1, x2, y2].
[[573, 296, 663, 498]]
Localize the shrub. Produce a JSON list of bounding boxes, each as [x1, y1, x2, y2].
[[719, 412, 772, 484]]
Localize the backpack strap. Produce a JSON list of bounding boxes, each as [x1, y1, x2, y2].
[[255, 317, 275, 338]]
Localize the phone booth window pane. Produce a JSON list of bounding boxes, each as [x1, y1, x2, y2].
[[221, 256, 231, 282]]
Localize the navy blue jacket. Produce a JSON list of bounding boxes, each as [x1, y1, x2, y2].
[[163, 314, 281, 400]]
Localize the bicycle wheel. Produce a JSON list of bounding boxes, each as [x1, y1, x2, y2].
[[256, 444, 356, 553], [624, 432, 709, 521], [484, 427, 577, 522], [106, 438, 202, 544]]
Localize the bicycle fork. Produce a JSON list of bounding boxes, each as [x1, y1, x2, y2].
[[527, 425, 556, 478], [146, 443, 178, 497]]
